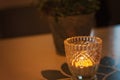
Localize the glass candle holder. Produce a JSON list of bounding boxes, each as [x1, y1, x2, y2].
[[64, 36, 102, 80]]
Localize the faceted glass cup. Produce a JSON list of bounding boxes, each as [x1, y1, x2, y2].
[[64, 36, 102, 80]]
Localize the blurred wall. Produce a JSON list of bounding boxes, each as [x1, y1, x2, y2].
[[0, 0, 51, 38], [95, 0, 120, 27], [0, 0, 33, 9], [107, 0, 120, 25]]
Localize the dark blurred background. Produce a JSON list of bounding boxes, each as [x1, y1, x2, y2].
[[0, 0, 120, 38]]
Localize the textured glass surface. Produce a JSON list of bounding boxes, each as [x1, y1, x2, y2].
[[64, 36, 102, 80]]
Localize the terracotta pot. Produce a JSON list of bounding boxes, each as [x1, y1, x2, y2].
[[48, 13, 96, 56]]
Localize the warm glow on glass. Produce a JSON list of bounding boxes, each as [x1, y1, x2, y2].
[[72, 56, 93, 68], [71, 51, 93, 68], [64, 36, 102, 79]]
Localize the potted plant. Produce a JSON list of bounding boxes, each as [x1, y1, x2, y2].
[[36, 0, 100, 55]]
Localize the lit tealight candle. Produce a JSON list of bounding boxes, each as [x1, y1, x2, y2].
[[71, 51, 94, 68], [64, 36, 102, 79]]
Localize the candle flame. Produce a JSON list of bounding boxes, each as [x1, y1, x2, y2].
[[71, 51, 94, 68]]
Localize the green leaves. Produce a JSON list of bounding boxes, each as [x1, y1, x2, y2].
[[39, 0, 100, 16]]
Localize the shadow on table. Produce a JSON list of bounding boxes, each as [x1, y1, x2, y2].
[[41, 56, 120, 80], [41, 63, 71, 80]]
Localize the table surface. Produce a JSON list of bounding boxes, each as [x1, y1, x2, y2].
[[0, 25, 120, 80]]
